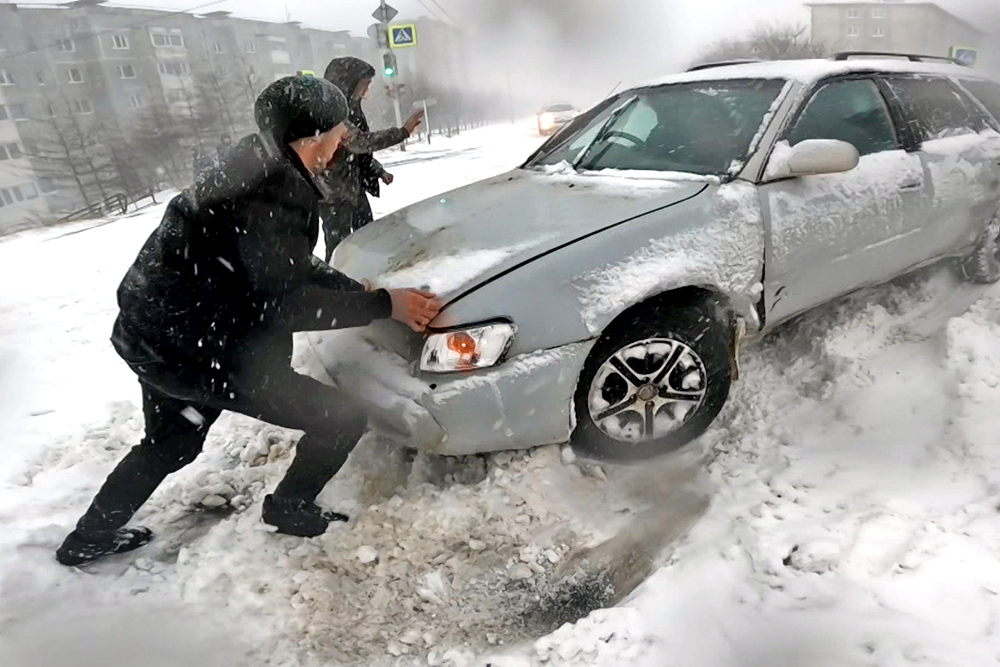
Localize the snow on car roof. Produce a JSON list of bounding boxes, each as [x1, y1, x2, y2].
[[643, 58, 993, 88]]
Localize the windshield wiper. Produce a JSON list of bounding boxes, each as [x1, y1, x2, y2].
[[572, 95, 638, 171]]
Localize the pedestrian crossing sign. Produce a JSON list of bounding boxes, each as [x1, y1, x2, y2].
[[389, 24, 417, 48]]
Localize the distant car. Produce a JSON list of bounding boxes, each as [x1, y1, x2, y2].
[[334, 55, 1000, 462], [537, 102, 577, 136]]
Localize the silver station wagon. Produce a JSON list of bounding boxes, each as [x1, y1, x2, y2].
[[332, 53, 1000, 461]]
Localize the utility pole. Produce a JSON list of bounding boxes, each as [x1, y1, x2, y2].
[[372, 0, 405, 150]]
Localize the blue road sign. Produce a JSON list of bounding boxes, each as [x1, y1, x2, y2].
[[389, 24, 417, 48]]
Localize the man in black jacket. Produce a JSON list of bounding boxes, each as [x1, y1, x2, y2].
[[320, 56, 424, 262], [56, 75, 441, 567]]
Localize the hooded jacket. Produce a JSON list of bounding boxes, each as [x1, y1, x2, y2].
[[321, 57, 410, 206], [112, 76, 392, 393]]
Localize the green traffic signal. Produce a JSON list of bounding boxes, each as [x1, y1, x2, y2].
[[382, 52, 397, 78]]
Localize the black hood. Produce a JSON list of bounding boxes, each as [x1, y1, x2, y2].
[[324, 57, 376, 102]]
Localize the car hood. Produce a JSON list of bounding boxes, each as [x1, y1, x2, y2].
[[332, 167, 710, 301]]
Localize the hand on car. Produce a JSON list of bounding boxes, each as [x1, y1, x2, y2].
[[381, 172, 394, 185], [404, 109, 424, 135], [388, 288, 442, 333]]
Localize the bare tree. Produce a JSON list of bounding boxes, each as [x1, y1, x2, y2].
[[696, 23, 830, 65]]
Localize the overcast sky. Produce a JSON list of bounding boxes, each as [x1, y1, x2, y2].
[[10, 0, 984, 39]]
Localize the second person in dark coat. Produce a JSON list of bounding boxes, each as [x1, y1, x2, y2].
[[320, 56, 424, 262]]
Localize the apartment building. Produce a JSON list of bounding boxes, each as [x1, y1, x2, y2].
[[807, 1, 985, 58], [0, 0, 365, 235]]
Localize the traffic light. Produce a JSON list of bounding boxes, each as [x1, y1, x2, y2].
[[382, 52, 397, 78]]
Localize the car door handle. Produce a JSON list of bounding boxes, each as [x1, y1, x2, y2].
[[898, 179, 923, 191]]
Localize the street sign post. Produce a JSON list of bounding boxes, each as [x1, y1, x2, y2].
[[367, 23, 389, 49], [950, 46, 978, 67], [413, 99, 436, 144], [389, 24, 418, 48], [372, 2, 398, 23]]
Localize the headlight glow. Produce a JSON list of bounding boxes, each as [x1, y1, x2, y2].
[[420, 322, 516, 373], [539, 112, 555, 129]]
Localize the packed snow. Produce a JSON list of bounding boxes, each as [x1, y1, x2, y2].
[[6, 120, 1000, 667]]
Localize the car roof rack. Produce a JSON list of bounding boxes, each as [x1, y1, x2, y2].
[[686, 59, 763, 73], [832, 51, 966, 66]]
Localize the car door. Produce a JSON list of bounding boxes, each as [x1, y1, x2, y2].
[[759, 76, 930, 325], [881, 75, 1000, 260]]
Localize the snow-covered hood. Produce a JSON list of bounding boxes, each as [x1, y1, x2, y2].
[[333, 167, 710, 299]]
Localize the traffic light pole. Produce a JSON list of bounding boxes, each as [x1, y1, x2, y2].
[[377, 0, 405, 151]]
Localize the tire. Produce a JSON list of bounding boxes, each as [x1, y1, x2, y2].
[[572, 296, 732, 462], [961, 216, 1000, 284]]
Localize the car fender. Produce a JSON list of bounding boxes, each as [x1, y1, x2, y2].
[[437, 181, 765, 357]]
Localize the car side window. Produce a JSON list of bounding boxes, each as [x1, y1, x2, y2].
[[959, 79, 1000, 126], [786, 79, 898, 157], [884, 76, 988, 142]]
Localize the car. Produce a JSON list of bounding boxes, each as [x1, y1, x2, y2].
[[537, 102, 578, 136], [331, 53, 1000, 462]]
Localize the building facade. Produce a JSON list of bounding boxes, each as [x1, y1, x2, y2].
[[0, 0, 367, 235], [807, 1, 985, 58]]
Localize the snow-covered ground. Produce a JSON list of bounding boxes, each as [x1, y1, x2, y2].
[[4, 120, 1000, 666]]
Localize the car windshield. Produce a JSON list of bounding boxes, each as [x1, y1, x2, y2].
[[528, 78, 787, 176], [545, 104, 575, 112]]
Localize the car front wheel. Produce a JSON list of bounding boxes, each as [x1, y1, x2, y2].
[[572, 296, 733, 461]]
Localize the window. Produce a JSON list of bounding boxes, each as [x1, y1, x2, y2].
[[0, 70, 15, 85], [9, 103, 26, 120], [871, 7, 887, 19], [152, 32, 185, 48], [22, 140, 38, 155], [872, 27, 885, 38], [39, 177, 57, 193], [166, 90, 185, 103], [112, 34, 129, 49], [0, 146, 6, 159], [885, 77, 989, 141], [216, 65, 229, 76], [847, 27, 859, 37], [245, 41, 256, 53], [36, 71, 45, 85], [0, 189, 11, 205], [786, 79, 898, 157], [128, 94, 144, 108], [56, 38, 75, 52], [0, 105, 6, 120], [4, 142, 23, 159], [22, 183, 38, 200], [213, 42, 223, 53], [71, 99, 93, 114], [11, 185, 23, 202], [847, 8, 860, 19], [158, 61, 189, 75], [961, 79, 1000, 125], [119, 64, 136, 79], [270, 50, 290, 65], [66, 68, 84, 83], [529, 79, 787, 175]]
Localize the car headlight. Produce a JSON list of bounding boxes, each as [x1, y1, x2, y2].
[[420, 322, 517, 373], [539, 113, 555, 129]]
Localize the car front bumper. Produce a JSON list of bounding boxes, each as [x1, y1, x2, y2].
[[343, 323, 595, 455]]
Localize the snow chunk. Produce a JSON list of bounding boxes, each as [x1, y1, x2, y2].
[[377, 243, 539, 295]]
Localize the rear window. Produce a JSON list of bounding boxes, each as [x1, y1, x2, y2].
[[546, 104, 575, 112], [960, 78, 1000, 124], [884, 76, 989, 142]]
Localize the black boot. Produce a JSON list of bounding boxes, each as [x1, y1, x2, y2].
[[262, 495, 348, 537], [56, 527, 154, 567]]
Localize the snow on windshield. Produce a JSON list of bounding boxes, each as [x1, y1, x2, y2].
[[573, 181, 763, 334]]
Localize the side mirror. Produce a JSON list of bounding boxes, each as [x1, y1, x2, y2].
[[766, 139, 860, 180]]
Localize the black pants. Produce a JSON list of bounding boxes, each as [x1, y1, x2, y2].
[[321, 197, 374, 263], [73, 339, 368, 539]]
